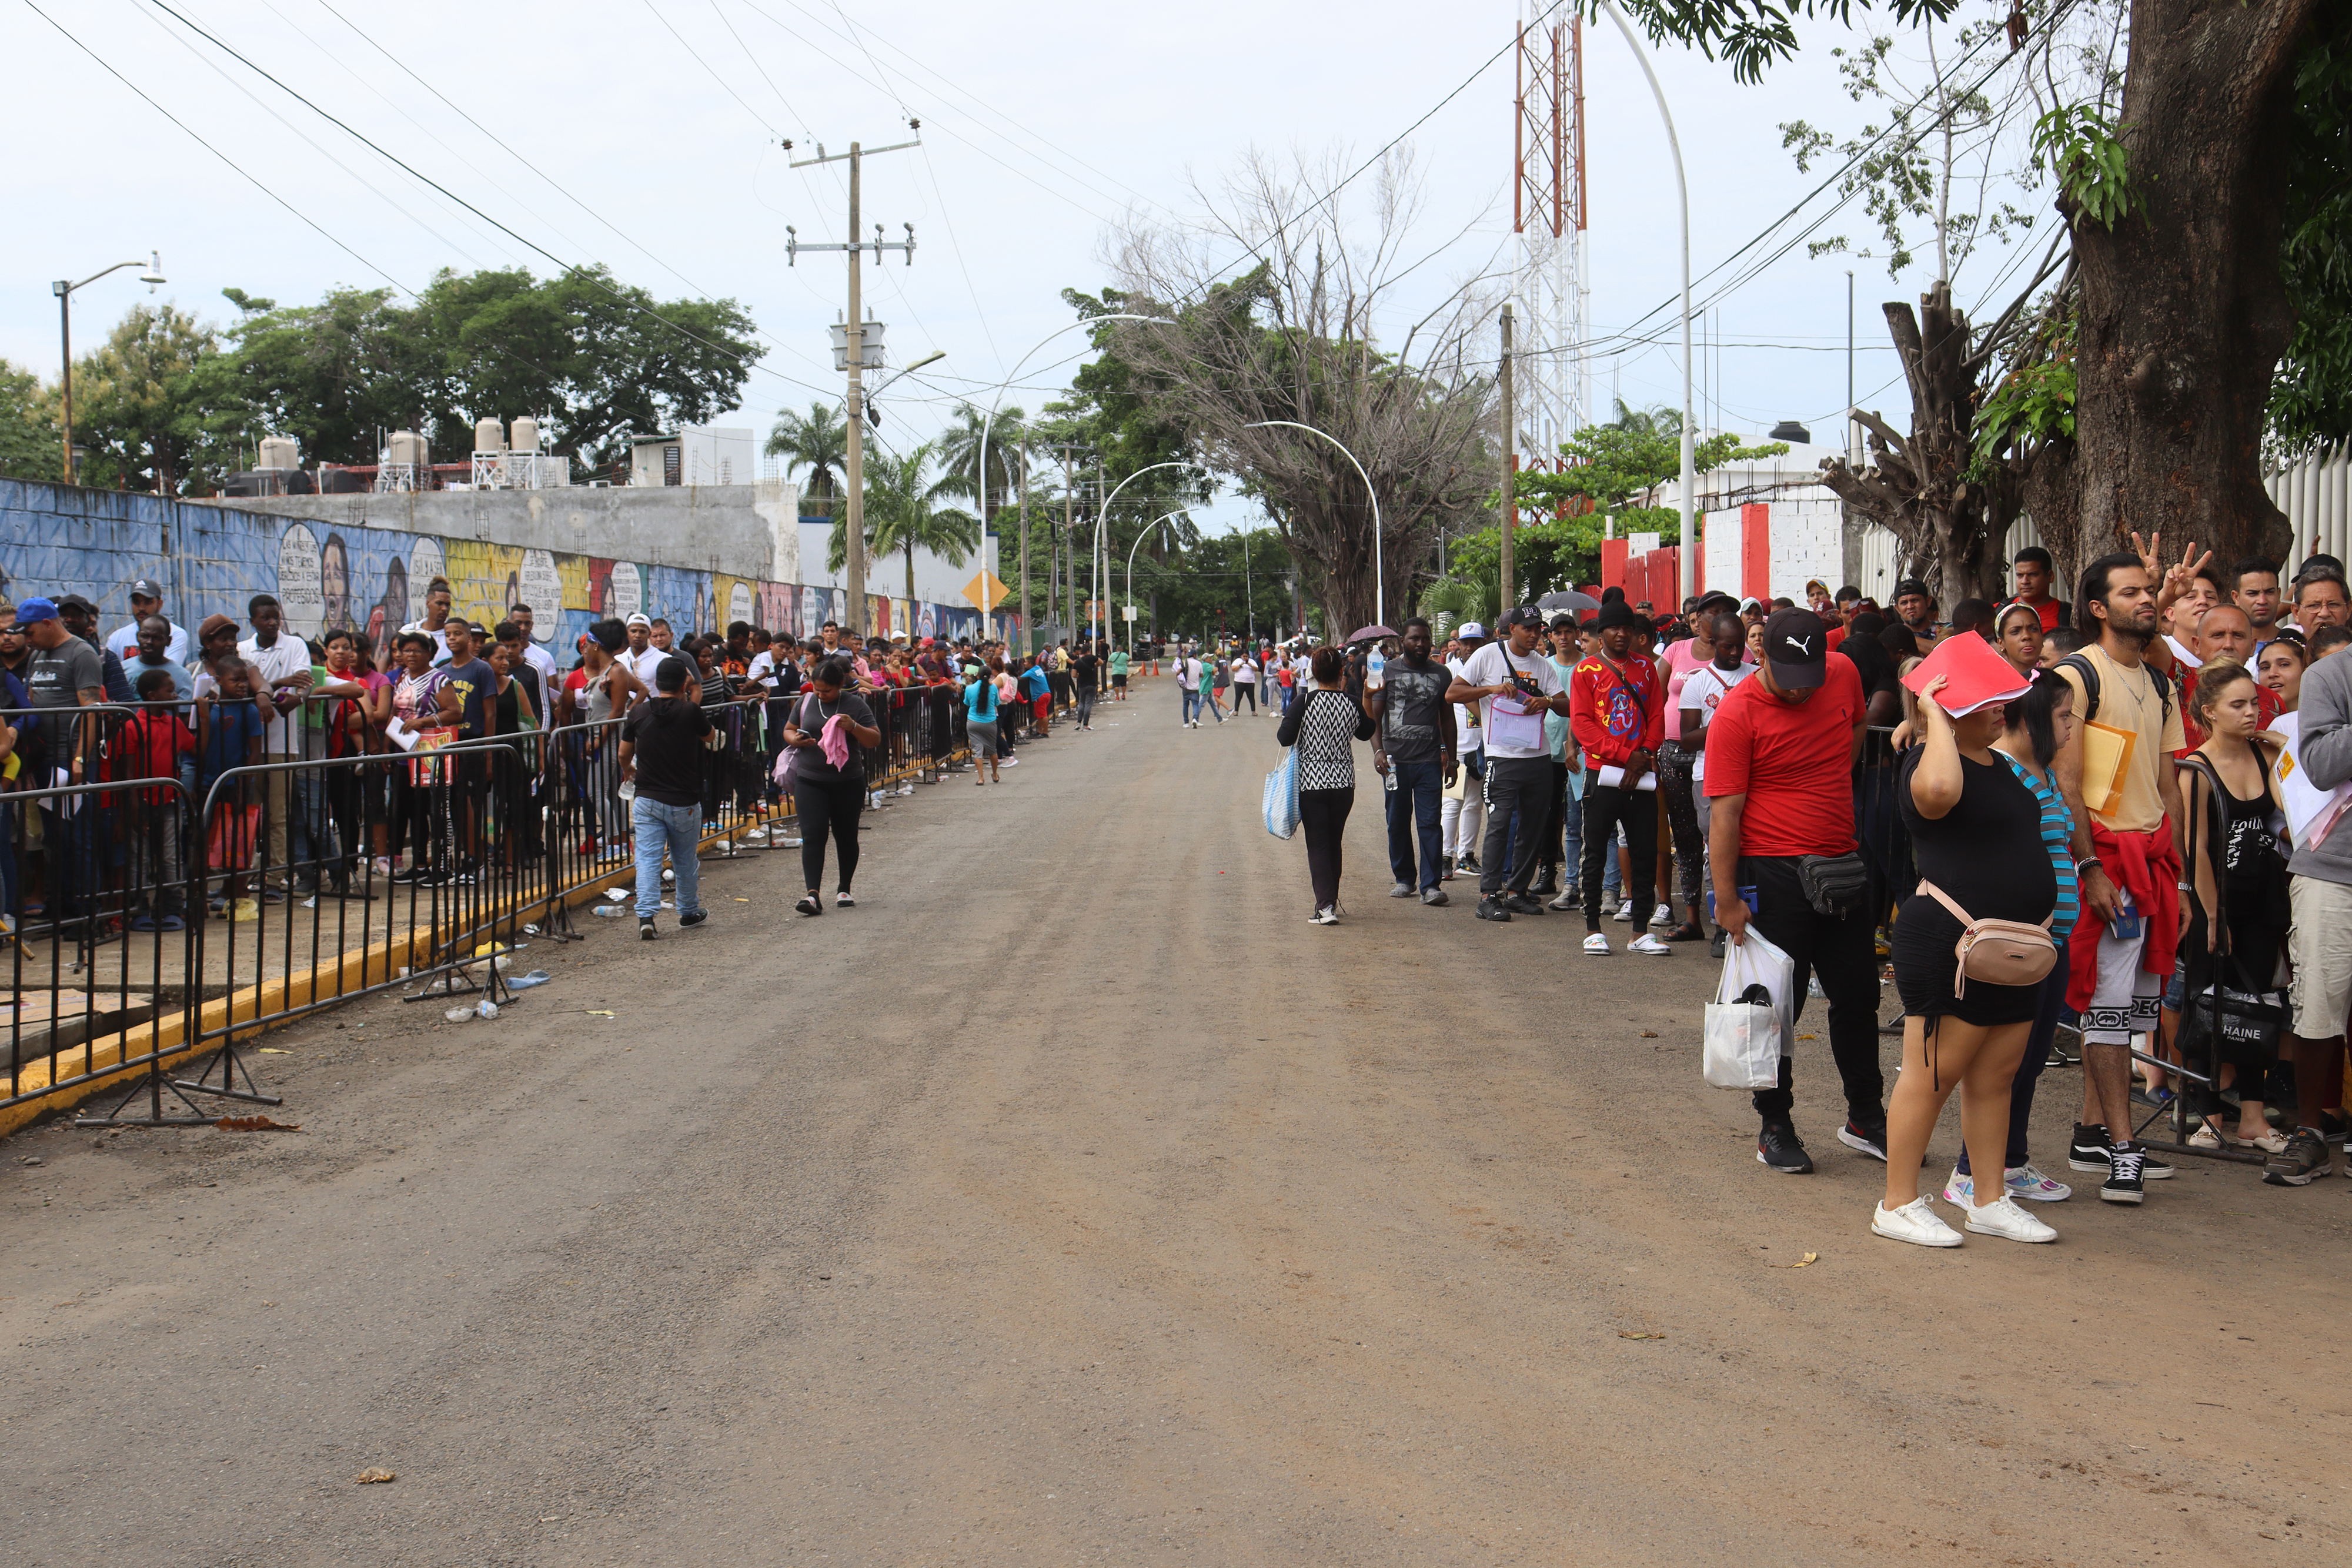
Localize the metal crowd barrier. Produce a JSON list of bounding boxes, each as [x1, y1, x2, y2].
[[0, 674, 974, 1127]]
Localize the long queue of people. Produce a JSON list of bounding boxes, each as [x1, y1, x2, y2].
[[0, 571, 1107, 945], [1272, 537, 2352, 1248]]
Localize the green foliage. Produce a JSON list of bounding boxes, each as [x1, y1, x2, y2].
[[767, 401, 849, 508], [1616, 0, 1963, 86], [200, 266, 757, 474], [1778, 28, 2033, 279], [0, 359, 59, 483], [69, 303, 231, 494], [1130, 525, 1293, 643], [2033, 104, 2136, 231], [2269, 6, 2352, 461], [1971, 312, 2076, 478]]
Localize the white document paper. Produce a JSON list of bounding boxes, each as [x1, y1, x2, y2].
[[1595, 764, 1658, 793], [2266, 712, 2352, 849], [383, 714, 422, 753]]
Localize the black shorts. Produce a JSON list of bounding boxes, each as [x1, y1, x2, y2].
[[1111, 674, 1127, 688]]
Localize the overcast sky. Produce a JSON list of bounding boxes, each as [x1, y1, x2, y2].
[[1, 0, 2046, 531]]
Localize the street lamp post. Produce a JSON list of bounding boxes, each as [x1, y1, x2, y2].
[[1125, 510, 1185, 655], [54, 251, 165, 486], [1598, 0, 1695, 604], [974, 312, 1166, 651], [1244, 420, 1384, 627], [1087, 459, 1190, 651]]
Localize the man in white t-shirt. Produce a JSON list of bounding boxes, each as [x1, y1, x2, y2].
[[1441, 624, 1488, 877], [1677, 606, 1752, 844], [510, 603, 560, 687], [1445, 607, 1569, 921], [106, 577, 191, 666], [620, 613, 667, 686]]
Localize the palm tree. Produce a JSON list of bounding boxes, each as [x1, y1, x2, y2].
[[828, 440, 981, 606], [765, 402, 848, 511], [933, 400, 1025, 523]]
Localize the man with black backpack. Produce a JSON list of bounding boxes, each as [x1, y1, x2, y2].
[[2050, 543, 2202, 1204]]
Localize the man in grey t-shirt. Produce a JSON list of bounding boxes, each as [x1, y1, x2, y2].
[[1367, 617, 1455, 905], [2273, 644, 2352, 1184]]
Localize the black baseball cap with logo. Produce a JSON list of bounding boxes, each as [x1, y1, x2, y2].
[[1761, 607, 1830, 690]]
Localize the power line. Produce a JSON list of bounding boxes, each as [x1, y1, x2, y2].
[[639, 0, 777, 136], [708, 0, 811, 137], [141, 0, 837, 399]]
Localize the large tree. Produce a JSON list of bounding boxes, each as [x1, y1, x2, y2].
[[199, 266, 757, 475], [69, 302, 232, 495], [1093, 149, 1499, 637], [1640, 0, 2338, 580], [0, 360, 59, 483]]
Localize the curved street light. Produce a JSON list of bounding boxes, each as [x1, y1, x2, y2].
[[1244, 419, 1385, 629], [1125, 509, 1187, 654], [1088, 459, 1192, 649], [1598, 0, 1695, 603], [974, 312, 1167, 647]]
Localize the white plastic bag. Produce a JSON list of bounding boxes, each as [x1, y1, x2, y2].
[[1263, 748, 1301, 840], [1702, 928, 1796, 1089]]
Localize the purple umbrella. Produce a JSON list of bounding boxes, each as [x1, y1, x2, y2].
[[1347, 624, 1399, 644]]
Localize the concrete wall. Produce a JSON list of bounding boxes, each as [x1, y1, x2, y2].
[[208, 480, 799, 585]]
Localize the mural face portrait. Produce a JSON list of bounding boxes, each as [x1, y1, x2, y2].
[[320, 533, 352, 634]]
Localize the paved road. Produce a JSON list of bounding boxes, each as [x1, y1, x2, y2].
[[5, 684, 2345, 1565]]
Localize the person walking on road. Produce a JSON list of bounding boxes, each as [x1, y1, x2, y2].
[[782, 655, 883, 917], [1073, 643, 1102, 731], [1367, 617, 1454, 907], [1708, 608, 1888, 1175], [619, 656, 713, 941], [1110, 644, 1130, 701], [964, 657, 1003, 784], [1230, 649, 1259, 714], [1278, 646, 1376, 925]]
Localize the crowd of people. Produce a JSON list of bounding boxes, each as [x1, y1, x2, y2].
[[1268, 539, 2352, 1243], [0, 571, 1124, 944]]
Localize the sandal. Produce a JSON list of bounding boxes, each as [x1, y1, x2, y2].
[[794, 894, 821, 917]]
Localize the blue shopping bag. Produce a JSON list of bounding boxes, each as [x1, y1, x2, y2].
[[1262, 747, 1301, 840]]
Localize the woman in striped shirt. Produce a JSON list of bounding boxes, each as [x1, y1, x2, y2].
[[1947, 674, 2082, 1209]]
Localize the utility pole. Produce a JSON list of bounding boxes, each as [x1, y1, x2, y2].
[[788, 131, 920, 636], [1061, 452, 1075, 649], [1498, 302, 1516, 612], [1019, 431, 1032, 653]]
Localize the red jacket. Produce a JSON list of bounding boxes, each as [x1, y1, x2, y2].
[[1568, 654, 1665, 768]]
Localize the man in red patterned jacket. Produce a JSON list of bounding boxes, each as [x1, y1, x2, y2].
[[1569, 599, 1668, 955]]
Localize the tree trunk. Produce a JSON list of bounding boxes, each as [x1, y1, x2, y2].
[[2022, 439, 2084, 601], [2070, 0, 2317, 570]]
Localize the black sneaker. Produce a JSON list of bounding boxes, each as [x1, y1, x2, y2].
[[794, 894, 821, 917], [2100, 1142, 2146, 1204], [1709, 928, 1728, 960], [2067, 1123, 2114, 1173], [2261, 1129, 2333, 1187], [678, 910, 709, 928], [1474, 894, 1513, 922], [1531, 870, 1559, 897], [2321, 1111, 2350, 1147], [1502, 892, 1546, 915], [638, 917, 658, 941], [1756, 1121, 1814, 1174], [1836, 1119, 1890, 1162]]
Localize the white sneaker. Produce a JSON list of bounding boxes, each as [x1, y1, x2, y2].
[[1962, 1195, 2059, 1243], [1627, 932, 1672, 956], [1941, 1168, 1977, 1206], [1312, 906, 1340, 926], [2003, 1164, 2072, 1202], [1872, 1196, 1963, 1248], [1582, 932, 1611, 955], [1548, 887, 1579, 911], [1649, 905, 1672, 929], [1612, 898, 1634, 922]]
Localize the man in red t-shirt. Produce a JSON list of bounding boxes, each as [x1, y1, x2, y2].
[[1998, 546, 2066, 635], [1705, 607, 1885, 1174]]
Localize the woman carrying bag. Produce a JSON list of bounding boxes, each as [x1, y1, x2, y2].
[[1874, 673, 2060, 1249], [780, 655, 883, 917], [1276, 646, 1375, 925]]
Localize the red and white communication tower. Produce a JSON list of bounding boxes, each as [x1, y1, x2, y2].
[[1514, 3, 1590, 466]]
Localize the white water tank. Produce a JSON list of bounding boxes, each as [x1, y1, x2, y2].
[[256, 436, 299, 470], [387, 430, 427, 467], [473, 417, 505, 453], [509, 416, 539, 453]]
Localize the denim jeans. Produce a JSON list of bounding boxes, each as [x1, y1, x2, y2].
[[1181, 688, 1205, 723], [633, 795, 702, 919], [1385, 758, 1446, 890], [1561, 763, 1584, 890]]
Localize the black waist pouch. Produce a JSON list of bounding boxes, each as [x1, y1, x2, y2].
[[1798, 851, 1870, 917]]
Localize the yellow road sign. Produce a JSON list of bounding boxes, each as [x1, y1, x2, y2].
[[962, 570, 1011, 610]]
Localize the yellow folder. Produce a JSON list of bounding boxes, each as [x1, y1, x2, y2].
[[2079, 718, 2137, 819]]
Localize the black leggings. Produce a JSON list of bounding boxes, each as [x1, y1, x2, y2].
[[1301, 786, 1354, 910], [1656, 741, 1705, 915], [1231, 683, 1257, 711], [794, 776, 863, 893]]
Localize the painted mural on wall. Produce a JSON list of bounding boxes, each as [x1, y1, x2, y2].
[[0, 480, 1003, 657]]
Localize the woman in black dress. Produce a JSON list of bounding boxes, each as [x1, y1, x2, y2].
[[1875, 674, 2060, 1249]]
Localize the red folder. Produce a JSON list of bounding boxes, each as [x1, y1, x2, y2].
[[1900, 632, 2036, 717]]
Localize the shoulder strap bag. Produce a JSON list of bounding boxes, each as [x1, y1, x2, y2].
[[1916, 878, 2057, 997]]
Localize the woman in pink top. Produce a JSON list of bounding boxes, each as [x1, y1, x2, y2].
[[1655, 600, 1747, 941]]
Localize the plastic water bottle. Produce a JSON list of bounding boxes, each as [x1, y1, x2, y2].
[[590, 904, 627, 918], [475, 998, 499, 1020]]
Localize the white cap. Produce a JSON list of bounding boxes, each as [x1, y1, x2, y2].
[[625, 613, 652, 628]]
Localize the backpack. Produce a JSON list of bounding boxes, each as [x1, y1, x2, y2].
[[2056, 651, 2171, 726]]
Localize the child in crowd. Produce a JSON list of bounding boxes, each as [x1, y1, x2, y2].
[[195, 650, 266, 919]]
